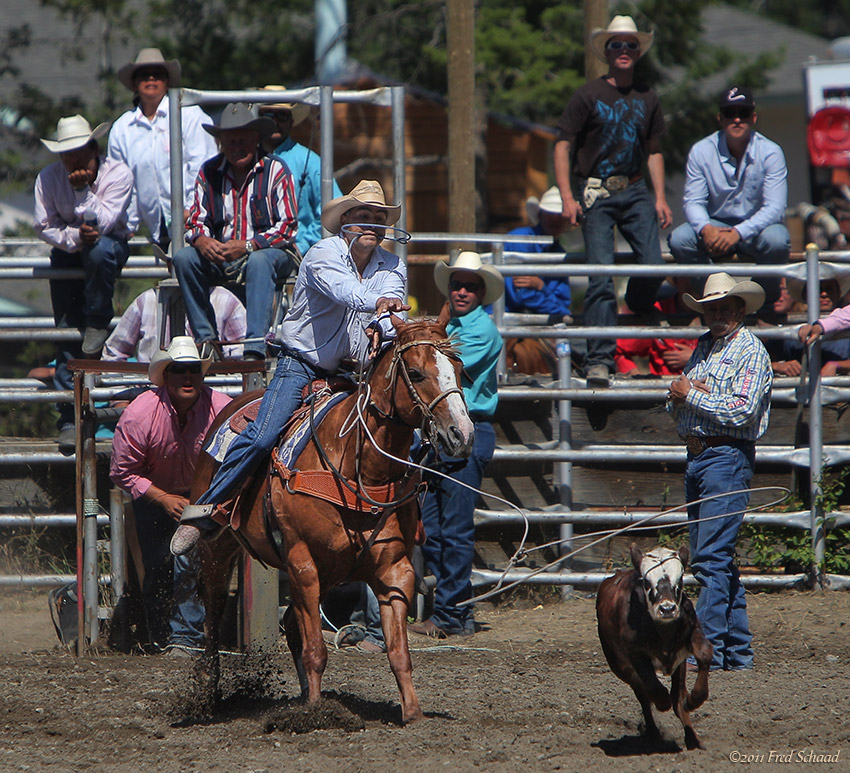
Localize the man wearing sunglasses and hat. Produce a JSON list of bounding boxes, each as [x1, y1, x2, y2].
[[110, 337, 231, 654], [34, 114, 135, 449], [172, 102, 298, 361], [554, 15, 672, 388], [667, 272, 772, 671], [408, 252, 503, 639], [108, 48, 216, 250], [170, 179, 409, 555], [669, 86, 790, 307], [257, 86, 343, 257]]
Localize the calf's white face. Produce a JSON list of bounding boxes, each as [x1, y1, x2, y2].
[[637, 547, 685, 622]]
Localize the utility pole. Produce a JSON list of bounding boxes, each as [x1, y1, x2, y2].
[[447, 0, 476, 242], [584, 0, 608, 81]]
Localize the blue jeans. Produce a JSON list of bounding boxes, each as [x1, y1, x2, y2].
[[668, 220, 789, 305], [50, 236, 130, 426], [350, 583, 384, 646], [581, 181, 664, 370], [173, 245, 293, 356], [199, 351, 317, 505], [419, 421, 495, 633], [133, 497, 205, 647], [685, 444, 755, 670]]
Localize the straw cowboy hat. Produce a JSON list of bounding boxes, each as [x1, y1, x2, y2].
[[257, 85, 311, 125], [321, 180, 401, 234], [682, 272, 765, 315], [787, 272, 850, 303], [117, 48, 181, 91], [203, 102, 275, 140], [526, 186, 563, 226], [590, 15, 654, 62], [434, 251, 505, 306], [40, 115, 110, 154], [149, 337, 212, 387]]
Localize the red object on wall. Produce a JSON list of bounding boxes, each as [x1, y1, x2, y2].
[[808, 106, 850, 168]]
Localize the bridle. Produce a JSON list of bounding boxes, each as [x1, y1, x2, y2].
[[378, 337, 466, 447]]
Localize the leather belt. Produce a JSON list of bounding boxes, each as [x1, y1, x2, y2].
[[602, 174, 643, 192], [684, 435, 752, 456]]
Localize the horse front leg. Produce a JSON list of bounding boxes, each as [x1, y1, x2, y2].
[[375, 557, 424, 724], [285, 549, 327, 703], [196, 533, 241, 710]]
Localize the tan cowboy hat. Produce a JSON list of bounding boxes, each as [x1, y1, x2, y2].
[[256, 85, 311, 125], [203, 102, 275, 139], [787, 271, 850, 303], [117, 48, 181, 91], [149, 336, 212, 387], [40, 115, 109, 154], [321, 180, 401, 234], [682, 272, 765, 315], [526, 185, 563, 225], [590, 15, 654, 62], [434, 251, 505, 306]]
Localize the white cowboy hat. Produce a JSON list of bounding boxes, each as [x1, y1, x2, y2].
[[434, 251, 505, 306], [203, 102, 275, 140], [590, 15, 654, 62], [321, 179, 401, 234], [117, 48, 181, 91], [149, 336, 212, 387], [682, 272, 765, 315], [256, 85, 311, 126], [526, 185, 563, 225], [787, 271, 850, 303], [40, 115, 110, 154]]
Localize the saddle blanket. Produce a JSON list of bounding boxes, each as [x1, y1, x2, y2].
[[205, 390, 350, 466]]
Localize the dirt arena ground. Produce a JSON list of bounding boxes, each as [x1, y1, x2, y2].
[[1, 588, 848, 772]]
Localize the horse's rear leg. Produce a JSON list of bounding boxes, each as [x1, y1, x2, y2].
[[286, 552, 327, 703], [375, 558, 423, 724], [196, 533, 241, 709], [282, 605, 308, 696]]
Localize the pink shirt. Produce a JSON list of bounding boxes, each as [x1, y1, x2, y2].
[[817, 305, 850, 335], [109, 385, 231, 500]]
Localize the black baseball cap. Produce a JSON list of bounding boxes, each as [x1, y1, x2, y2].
[[718, 86, 755, 110]]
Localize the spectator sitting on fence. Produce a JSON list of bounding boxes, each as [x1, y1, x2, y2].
[[775, 275, 850, 377], [109, 337, 231, 655], [108, 48, 216, 251], [34, 114, 134, 452], [668, 86, 790, 308], [257, 85, 343, 258], [103, 286, 246, 362], [173, 103, 298, 361], [614, 279, 699, 377], [504, 186, 572, 323]]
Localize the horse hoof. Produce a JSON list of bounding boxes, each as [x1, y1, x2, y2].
[[402, 708, 425, 725]]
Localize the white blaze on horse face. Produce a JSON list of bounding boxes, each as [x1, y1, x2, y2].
[[434, 349, 474, 443], [640, 548, 684, 621]]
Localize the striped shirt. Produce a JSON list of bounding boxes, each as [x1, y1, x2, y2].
[[669, 325, 772, 440], [185, 152, 297, 249]]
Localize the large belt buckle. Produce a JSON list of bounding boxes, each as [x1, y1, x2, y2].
[[685, 436, 706, 456], [604, 175, 628, 192]]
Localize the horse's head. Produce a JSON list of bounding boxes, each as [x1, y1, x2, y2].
[[377, 306, 475, 458]]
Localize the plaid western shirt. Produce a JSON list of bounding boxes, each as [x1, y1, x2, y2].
[[668, 325, 772, 441]]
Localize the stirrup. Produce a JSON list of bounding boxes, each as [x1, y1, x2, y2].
[[179, 503, 217, 523]]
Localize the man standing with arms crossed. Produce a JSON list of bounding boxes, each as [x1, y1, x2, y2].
[[554, 15, 672, 387]]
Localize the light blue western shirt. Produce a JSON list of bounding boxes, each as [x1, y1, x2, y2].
[[448, 305, 502, 418]]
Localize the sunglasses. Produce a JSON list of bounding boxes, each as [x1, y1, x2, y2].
[[166, 363, 202, 375], [135, 68, 168, 81], [721, 107, 753, 120], [606, 40, 640, 51], [449, 279, 483, 293]]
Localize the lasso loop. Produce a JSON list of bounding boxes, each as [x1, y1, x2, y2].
[[340, 223, 412, 244]]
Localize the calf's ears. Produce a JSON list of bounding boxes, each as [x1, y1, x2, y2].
[[629, 543, 643, 572], [678, 544, 690, 569]]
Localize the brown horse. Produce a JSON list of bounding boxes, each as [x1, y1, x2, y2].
[[192, 305, 473, 724]]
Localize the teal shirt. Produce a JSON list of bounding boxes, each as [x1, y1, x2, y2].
[[447, 305, 502, 418]]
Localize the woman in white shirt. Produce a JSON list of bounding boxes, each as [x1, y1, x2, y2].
[[108, 48, 216, 249]]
